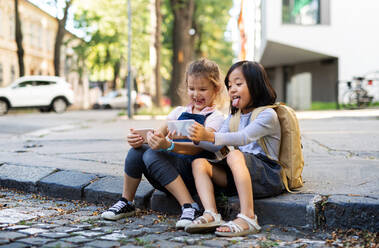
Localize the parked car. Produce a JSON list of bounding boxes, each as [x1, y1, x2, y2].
[[135, 93, 153, 109], [93, 90, 153, 110], [92, 90, 136, 109], [0, 76, 74, 115]]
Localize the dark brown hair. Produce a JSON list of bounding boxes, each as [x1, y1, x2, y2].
[[224, 61, 276, 114]]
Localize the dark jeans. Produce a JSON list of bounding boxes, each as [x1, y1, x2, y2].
[[124, 145, 197, 196]]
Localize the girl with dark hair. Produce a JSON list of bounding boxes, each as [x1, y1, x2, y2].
[[185, 61, 283, 237]]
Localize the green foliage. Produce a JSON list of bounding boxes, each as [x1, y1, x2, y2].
[[74, 0, 151, 83], [311, 101, 338, 110], [258, 239, 279, 248], [160, 0, 234, 82], [193, 0, 234, 74], [73, 0, 234, 97], [135, 106, 173, 115]]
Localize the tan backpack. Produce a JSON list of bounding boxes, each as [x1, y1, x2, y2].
[[229, 103, 304, 192]]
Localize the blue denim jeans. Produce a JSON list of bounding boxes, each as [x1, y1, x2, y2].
[[124, 145, 197, 196]]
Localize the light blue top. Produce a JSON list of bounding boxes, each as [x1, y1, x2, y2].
[[199, 108, 281, 160]]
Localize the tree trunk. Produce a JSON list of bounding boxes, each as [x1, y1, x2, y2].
[[154, 0, 162, 107], [15, 0, 25, 77], [112, 59, 120, 90], [54, 0, 72, 76], [169, 0, 195, 106]]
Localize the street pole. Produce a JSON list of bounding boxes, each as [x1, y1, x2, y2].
[[127, 0, 132, 118]]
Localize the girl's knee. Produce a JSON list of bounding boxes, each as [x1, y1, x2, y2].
[[192, 158, 211, 175], [126, 147, 143, 163], [226, 150, 243, 162], [124, 148, 145, 177], [142, 149, 160, 166], [226, 150, 245, 169]]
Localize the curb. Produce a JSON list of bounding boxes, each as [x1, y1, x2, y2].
[[0, 163, 378, 232]]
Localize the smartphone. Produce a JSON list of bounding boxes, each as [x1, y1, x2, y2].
[[133, 128, 154, 143], [167, 119, 195, 136]]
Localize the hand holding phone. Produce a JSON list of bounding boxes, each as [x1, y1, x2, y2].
[[133, 128, 154, 143], [167, 119, 195, 136]]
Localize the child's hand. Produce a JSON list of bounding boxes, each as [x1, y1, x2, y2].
[[127, 128, 144, 148], [147, 130, 171, 150], [188, 122, 212, 143], [167, 130, 176, 140]]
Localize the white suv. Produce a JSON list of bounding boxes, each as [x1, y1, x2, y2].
[[0, 76, 74, 115]]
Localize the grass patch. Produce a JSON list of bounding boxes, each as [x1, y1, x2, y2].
[[119, 106, 174, 116], [136, 106, 173, 116], [311, 101, 338, 110]]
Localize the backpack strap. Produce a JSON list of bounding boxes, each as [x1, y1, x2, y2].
[[229, 110, 241, 150], [229, 109, 241, 133]]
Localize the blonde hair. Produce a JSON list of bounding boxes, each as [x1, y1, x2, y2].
[[181, 58, 226, 108]]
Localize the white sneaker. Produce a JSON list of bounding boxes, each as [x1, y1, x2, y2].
[[101, 198, 136, 221], [176, 203, 200, 229]]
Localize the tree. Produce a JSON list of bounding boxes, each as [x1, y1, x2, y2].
[[192, 0, 234, 73], [52, 0, 73, 76], [73, 0, 233, 106], [74, 0, 153, 94], [15, 0, 25, 77], [168, 0, 195, 106], [163, 0, 233, 106], [150, 0, 162, 106]]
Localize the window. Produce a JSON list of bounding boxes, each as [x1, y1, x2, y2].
[[31, 23, 36, 47], [38, 26, 42, 48], [18, 81, 34, 88], [9, 14, 15, 40], [45, 29, 49, 51], [35, 81, 55, 86], [0, 10, 2, 37], [10, 65, 15, 83], [33, 23, 38, 47], [282, 0, 323, 25], [0, 63, 3, 86]]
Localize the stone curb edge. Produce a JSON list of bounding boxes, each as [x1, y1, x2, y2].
[[0, 163, 378, 232]]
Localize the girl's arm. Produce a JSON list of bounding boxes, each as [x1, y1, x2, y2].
[[157, 123, 168, 136], [189, 109, 278, 147], [188, 122, 216, 143], [147, 131, 204, 155], [215, 110, 278, 146]]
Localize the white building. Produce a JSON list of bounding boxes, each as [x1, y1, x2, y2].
[[240, 0, 379, 109]]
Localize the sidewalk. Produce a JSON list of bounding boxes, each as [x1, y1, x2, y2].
[[0, 109, 378, 232]]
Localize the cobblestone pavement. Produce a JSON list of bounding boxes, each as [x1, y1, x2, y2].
[[0, 188, 377, 248]]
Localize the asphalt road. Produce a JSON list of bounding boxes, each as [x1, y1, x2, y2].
[[0, 110, 123, 137]]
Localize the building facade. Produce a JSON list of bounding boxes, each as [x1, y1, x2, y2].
[[0, 0, 59, 86], [0, 0, 97, 109], [240, 0, 379, 109]]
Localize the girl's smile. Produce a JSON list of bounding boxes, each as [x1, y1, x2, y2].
[[228, 67, 252, 114], [187, 75, 217, 113]]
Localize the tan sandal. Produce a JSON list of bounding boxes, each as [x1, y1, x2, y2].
[[185, 210, 224, 234], [215, 213, 261, 237]]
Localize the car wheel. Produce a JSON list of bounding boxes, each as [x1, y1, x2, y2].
[[52, 98, 67, 113], [0, 100, 8, 115]]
